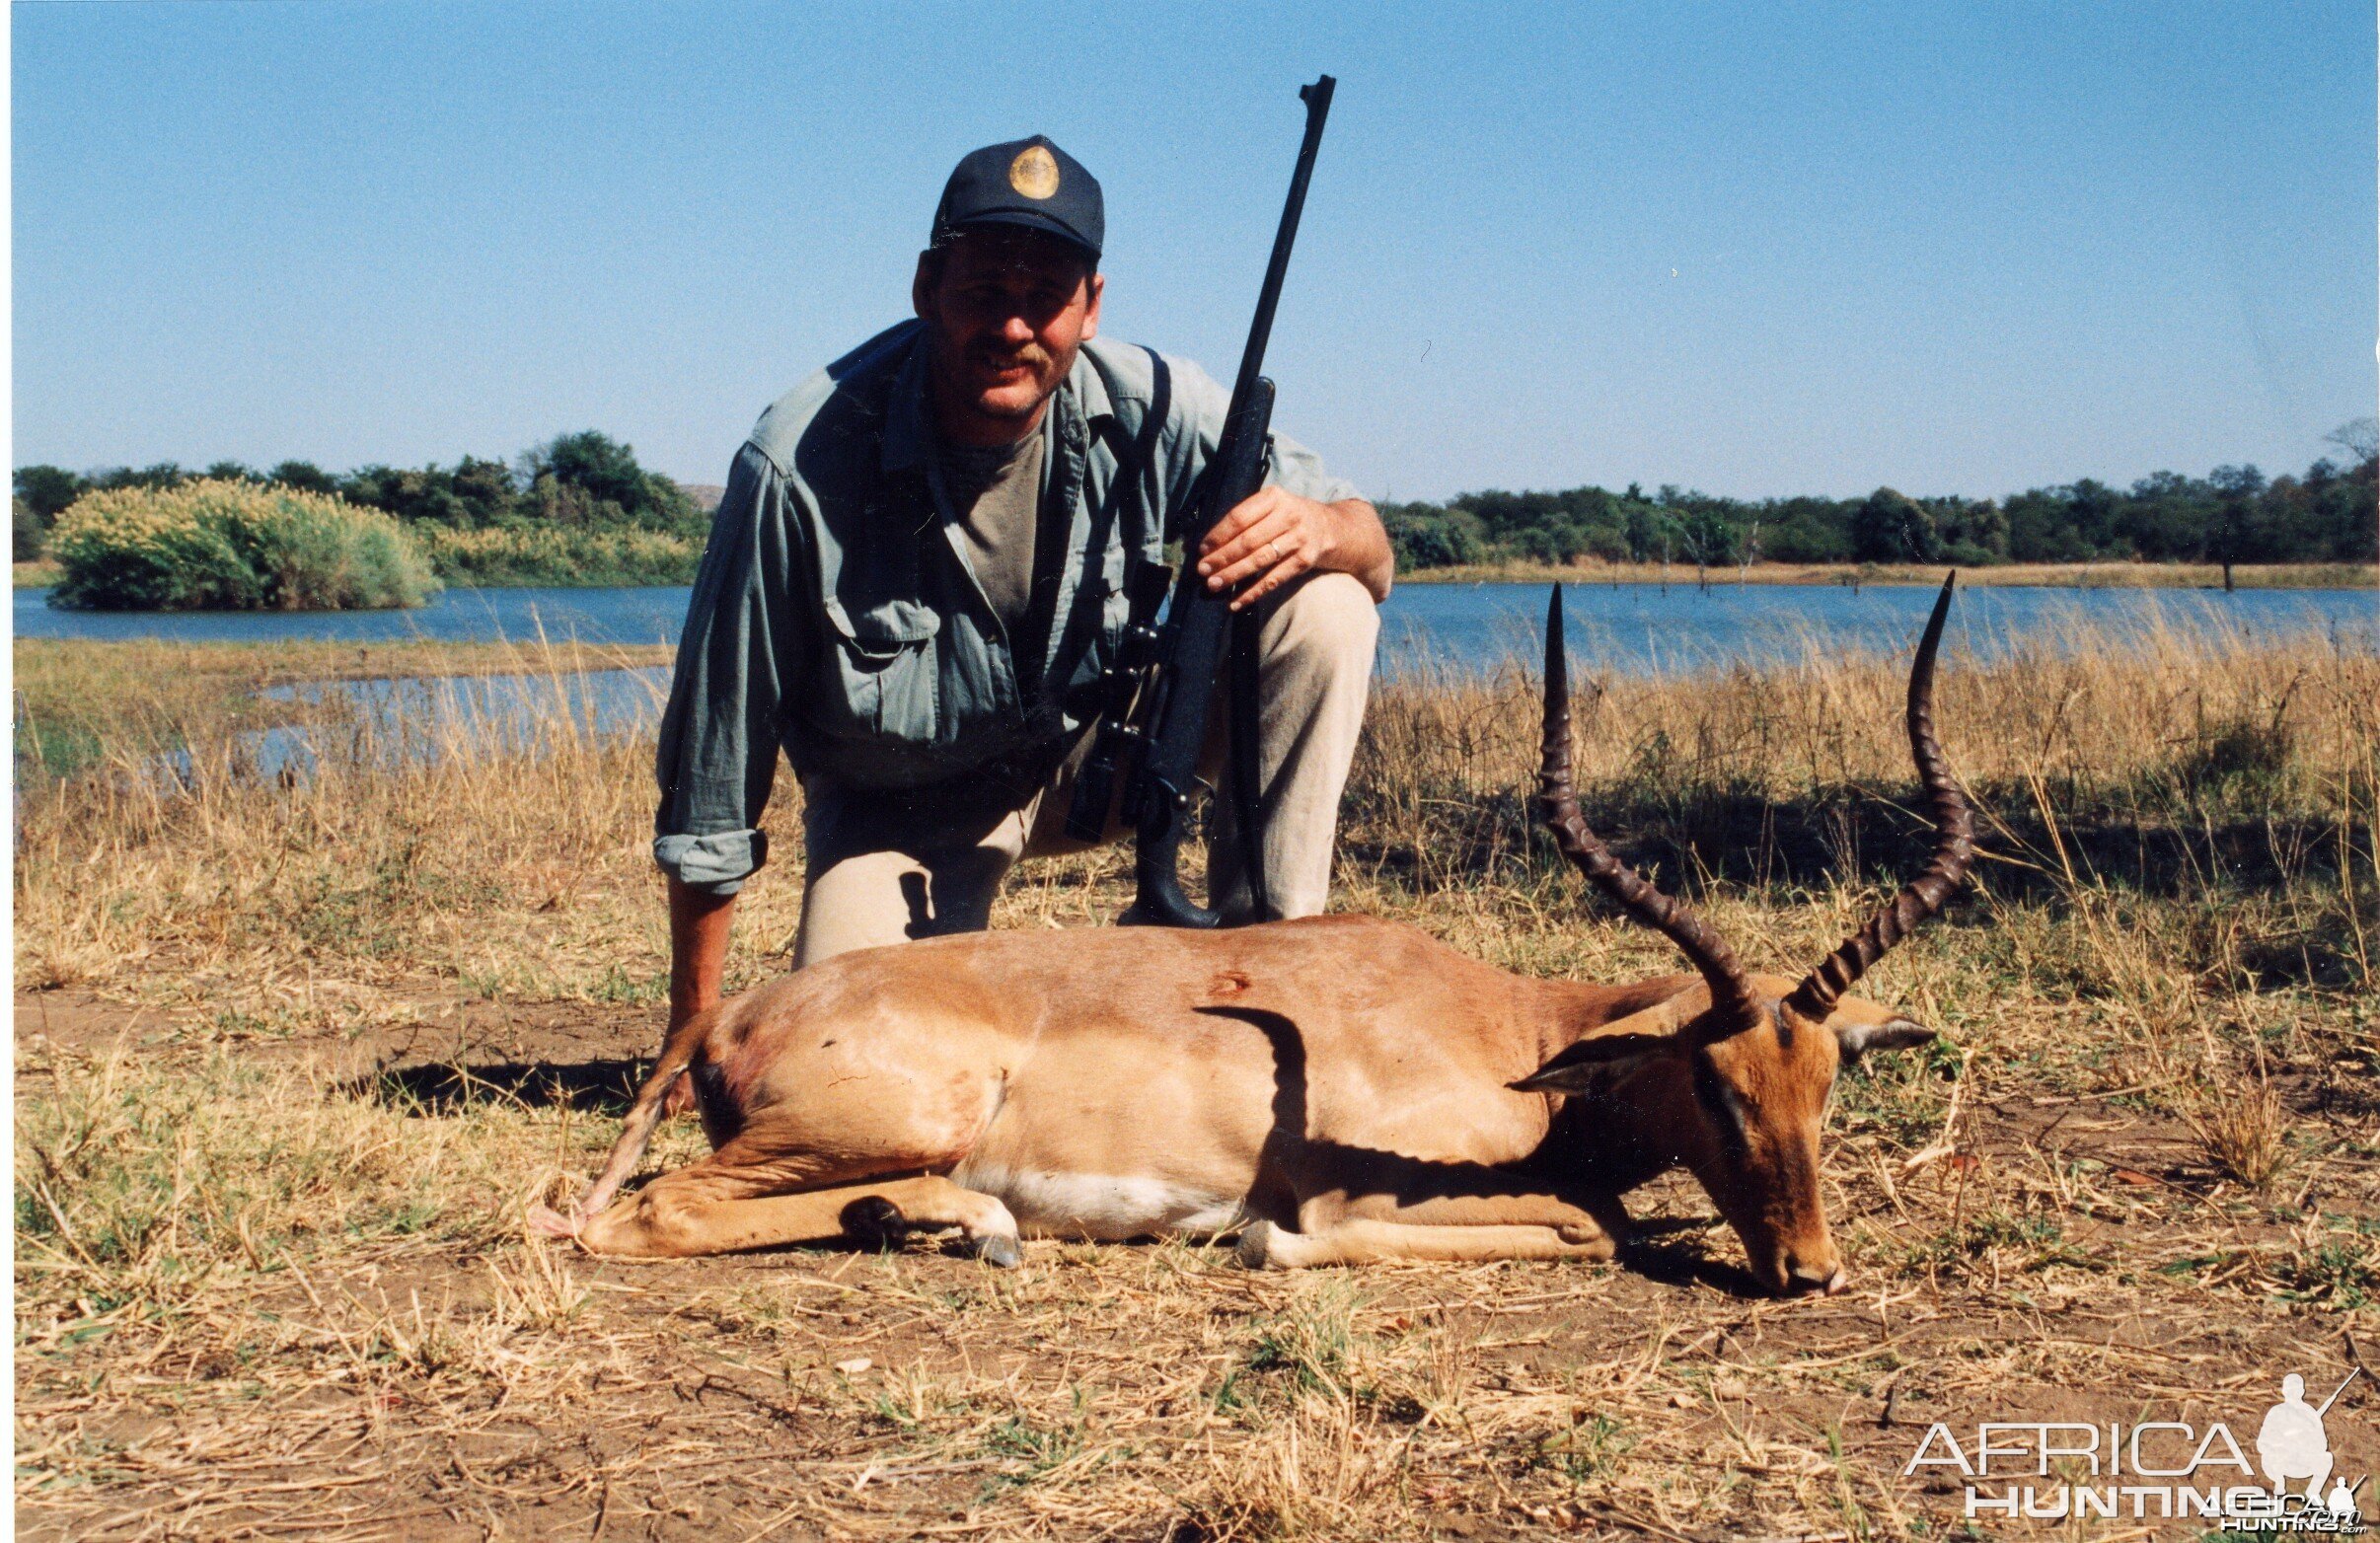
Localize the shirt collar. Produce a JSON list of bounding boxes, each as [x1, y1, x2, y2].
[[881, 331, 1113, 476]]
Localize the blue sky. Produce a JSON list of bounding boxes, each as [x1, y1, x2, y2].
[[12, 1, 2375, 501]]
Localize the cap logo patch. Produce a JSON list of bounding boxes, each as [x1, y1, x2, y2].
[[1008, 145, 1061, 199]]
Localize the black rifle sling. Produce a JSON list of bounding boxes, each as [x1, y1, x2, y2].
[[1039, 347, 1172, 732], [1124, 346, 1172, 613], [1104, 347, 1170, 637]]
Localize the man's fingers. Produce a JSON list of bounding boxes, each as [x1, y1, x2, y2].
[[1231, 545, 1313, 609], [1205, 518, 1300, 590], [1198, 490, 1287, 566], [1202, 506, 1294, 578]]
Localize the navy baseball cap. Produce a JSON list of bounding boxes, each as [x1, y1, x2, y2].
[[930, 135, 1103, 259]]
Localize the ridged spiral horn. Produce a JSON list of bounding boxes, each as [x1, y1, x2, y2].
[[1537, 587, 1765, 1042], [1784, 572, 1975, 1020]]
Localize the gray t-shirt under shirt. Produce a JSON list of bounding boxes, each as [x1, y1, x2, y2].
[[932, 430, 1045, 638]]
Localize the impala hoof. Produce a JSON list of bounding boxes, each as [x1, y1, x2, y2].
[[1237, 1220, 1286, 1271], [1556, 1223, 1618, 1261], [975, 1233, 1023, 1270]]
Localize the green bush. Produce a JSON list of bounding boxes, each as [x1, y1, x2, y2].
[[415, 524, 702, 586], [47, 480, 440, 611]]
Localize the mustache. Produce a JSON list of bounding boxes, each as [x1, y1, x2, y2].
[[967, 340, 1052, 371]]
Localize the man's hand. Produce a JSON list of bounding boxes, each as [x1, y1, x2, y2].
[[663, 877, 738, 1116], [1198, 490, 1394, 608]]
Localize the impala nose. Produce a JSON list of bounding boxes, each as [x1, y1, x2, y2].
[[1781, 1259, 1846, 1296]]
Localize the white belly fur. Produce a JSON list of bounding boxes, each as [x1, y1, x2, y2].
[[950, 1160, 1246, 1241]]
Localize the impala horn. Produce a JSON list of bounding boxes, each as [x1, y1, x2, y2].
[[1784, 572, 1975, 1020], [1538, 586, 1765, 1041]]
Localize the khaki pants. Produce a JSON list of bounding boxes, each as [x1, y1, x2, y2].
[[791, 571, 1378, 967]]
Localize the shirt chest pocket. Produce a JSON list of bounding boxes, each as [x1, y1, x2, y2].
[[820, 595, 941, 746]]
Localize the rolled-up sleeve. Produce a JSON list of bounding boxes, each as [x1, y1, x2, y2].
[[653, 442, 807, 896], [1158, 355, 1361, 539]]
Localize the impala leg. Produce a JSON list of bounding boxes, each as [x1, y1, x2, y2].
[[1238, 1154, 1628, 1266], [1315, 1188, 1623, 1245], [1239, 1217, 1614, 1269], [1234, 1164, 1627, 1270], [567, 1166, 1022, 1264]]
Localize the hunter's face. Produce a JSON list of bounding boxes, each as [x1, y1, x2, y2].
[[915, 228, 1102, 441]]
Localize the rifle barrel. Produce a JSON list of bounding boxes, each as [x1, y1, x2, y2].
[[1227, 75, 1335, 412]]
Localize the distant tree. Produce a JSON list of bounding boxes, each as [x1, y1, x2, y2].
[[520, 430, 698, 533], [450, 456, 519, 521], [1850, 487, 1944, 562], [2324, 417, 2377, 467], [14, 465, 88, 524], [2206, 480, 2258, 589], [204, 460, 258, 482], [338, 456, 520, 528], [2119, 471, 2210, 560], [1924, 496, 2007, 561], [1678, 505, 1740, 567], [92, 463, 189, 492], [268, 460, 339, 495], [1379, 502, 1485, 570], [1622, 501, 1663, 562], [2209, 464, 2268, 498], [2063, 478, 2126, 554]]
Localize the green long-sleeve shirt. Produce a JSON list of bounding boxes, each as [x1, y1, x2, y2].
[[652, 320, 1359, 896]]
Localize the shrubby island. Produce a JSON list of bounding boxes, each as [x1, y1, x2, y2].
[[46, 480, 437, 611], [16, 431, 712, 608]]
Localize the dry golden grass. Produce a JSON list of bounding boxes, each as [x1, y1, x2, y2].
[[14, 614, 2380, 1539]]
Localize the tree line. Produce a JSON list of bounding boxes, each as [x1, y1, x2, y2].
[[18, 423, 2377, 579], [1377, 421, 2378, 576], [13, 430, 707, 564]]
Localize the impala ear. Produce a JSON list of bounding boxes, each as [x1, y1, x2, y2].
[[1834, 1018, 1936, 1065], [1511, 1032, 1675, 1092]]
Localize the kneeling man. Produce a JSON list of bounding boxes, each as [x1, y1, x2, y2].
[[652, 134, 1393, 1054]]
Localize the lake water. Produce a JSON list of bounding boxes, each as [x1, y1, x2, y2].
[[26, 578, 2375, 780], [19, 578, 2378, 676]]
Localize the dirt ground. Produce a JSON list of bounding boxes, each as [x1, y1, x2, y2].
[[17, 983, 2376, 1542]]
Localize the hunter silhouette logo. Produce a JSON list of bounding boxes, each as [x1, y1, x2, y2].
[[1008, 145, 1060, 199], [2260, 1372, 2343, 1501], [1902, 1365, 2366, 1529]]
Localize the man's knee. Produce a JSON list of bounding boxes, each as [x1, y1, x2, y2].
[[1266, 570, 1379, 675]]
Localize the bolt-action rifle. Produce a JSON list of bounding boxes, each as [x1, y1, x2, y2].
[[1062, 74, 1336, 927]]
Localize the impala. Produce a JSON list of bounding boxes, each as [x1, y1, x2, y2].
[[537, 577, 1975, 1295]]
